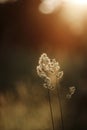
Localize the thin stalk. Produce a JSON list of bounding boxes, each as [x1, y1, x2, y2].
[[47, 89, 55, 130], [57, 85, 64, 130]]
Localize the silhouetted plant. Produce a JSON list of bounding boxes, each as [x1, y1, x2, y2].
[[37, 53, 76, 130]]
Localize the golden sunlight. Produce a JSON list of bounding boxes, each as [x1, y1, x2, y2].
[[65, 0, 87, 5], [39, 0, 87, 35], [61, 0, 87, 35]]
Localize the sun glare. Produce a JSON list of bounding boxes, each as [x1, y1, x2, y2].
[[60, 0, 87, 35], [39, 0, 87, 14], [39, 0, 61, 14], [39, 0, 87, 35]]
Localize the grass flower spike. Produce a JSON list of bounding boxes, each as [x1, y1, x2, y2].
[[37, 53, 63, 90]]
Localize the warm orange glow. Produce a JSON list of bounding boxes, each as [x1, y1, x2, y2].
[[39, 0, 87, 35], [61, 0, 87, 35]]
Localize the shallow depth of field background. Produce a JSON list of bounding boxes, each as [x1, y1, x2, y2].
[[0, 0, 87, 130]]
